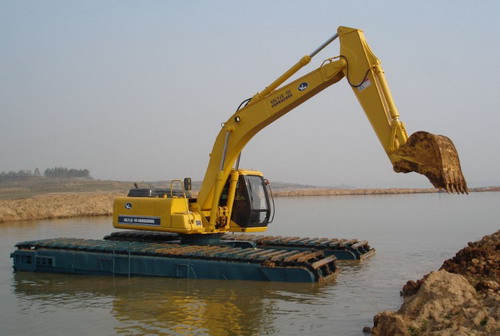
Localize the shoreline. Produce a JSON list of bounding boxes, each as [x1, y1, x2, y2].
[[272, 186, 500, 197], [369, 230, 499, 335], [0, 192, 122, 223], [0, 187, 498, 223]]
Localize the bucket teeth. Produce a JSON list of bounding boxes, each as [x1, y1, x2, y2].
[[392, 131, 468, 194]]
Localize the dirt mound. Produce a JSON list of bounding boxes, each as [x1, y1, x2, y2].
[[402, 231, 500, 297], [373, 270, 499, 335], [371, 230, 500, 335], [441, 231, 500, 291]]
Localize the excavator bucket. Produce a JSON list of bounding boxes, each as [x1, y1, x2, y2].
[[392, 131, 468, 194]]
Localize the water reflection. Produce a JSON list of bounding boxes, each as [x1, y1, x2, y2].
[[13, 272, 330, 335]]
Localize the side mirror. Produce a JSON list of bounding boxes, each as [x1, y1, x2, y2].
[[184, 177, 192, 191]]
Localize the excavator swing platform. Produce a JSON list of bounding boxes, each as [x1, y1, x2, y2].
[[11, 26, 467, 283]]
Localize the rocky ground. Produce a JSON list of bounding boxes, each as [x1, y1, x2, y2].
[[369, 230, 500, 336]]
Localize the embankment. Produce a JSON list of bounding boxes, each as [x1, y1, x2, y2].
[[0, 193, 123, 223], [272, 186, 500, 197], [272, 187, 438, 197], [370, 230, 500, 335]]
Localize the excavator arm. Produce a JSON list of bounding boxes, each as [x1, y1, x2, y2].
[[338, 27, 467, 193], [195, 26, 467, 231]]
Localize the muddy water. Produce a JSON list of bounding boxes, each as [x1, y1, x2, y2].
[[1, 193, 498, 335]]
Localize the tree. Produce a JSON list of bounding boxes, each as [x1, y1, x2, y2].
[[43, 167, 91, 179]]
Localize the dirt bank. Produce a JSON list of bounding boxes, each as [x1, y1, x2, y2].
[[1, 187, 498, 223], [370, 230, 500, 335], [0, 193, 123, 223], [272, 186, 499, 197], [272, 187, 438, 197]]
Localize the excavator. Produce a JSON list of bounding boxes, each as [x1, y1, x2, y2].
[[12, 26, 467, 283], [112, 26, 467, 235]]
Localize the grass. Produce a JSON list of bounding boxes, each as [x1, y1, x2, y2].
[[0, 178, 134, 199]]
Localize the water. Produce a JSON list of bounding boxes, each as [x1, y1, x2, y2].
[[1, 192, 498, 335]]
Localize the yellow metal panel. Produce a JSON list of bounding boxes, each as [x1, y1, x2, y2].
[[113, 196, 207, 234], [171, 214, 190, 230], [113, 197, 173, 231], [170, 198, 189, 213]]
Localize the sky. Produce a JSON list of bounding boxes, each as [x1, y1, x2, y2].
[[1, 1, 500, 188]]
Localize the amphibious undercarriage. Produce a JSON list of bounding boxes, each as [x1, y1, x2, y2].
[[11, 232, 374, 283]]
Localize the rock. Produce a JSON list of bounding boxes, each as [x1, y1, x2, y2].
[[475, 280, 499, 292], [372, 311, 410, 336], [401, 278, 426, 298]]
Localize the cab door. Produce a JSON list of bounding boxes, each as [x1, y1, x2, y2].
[[221, 173, 273, 228]]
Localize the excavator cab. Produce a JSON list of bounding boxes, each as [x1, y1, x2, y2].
[[220, 171, 273, 230]]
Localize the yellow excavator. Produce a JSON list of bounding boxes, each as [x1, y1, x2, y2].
[[12, 27, 468, 282], [113, 26, 467, 238]]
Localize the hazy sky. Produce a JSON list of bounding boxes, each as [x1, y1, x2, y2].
[[2, 1, 499, 188]]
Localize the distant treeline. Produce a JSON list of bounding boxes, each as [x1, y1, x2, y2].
[[0, 167, 91, 181]]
